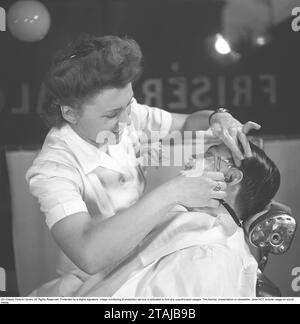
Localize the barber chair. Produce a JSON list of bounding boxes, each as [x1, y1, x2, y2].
[[244, 202, 297, 297]]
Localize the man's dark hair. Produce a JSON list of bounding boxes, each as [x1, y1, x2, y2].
[[237, 142, 281, 221], [42, 34, 143, 128]]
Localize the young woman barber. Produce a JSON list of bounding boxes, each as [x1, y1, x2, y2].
[[26, 35, 260, 296]]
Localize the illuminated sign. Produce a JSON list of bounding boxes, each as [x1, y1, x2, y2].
[[0, 7, 6, 32]]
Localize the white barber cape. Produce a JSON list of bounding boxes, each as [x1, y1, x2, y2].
[[110, 207, 258, 297]]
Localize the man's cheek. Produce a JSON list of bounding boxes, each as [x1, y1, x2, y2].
[[204, 160, 215, 172]]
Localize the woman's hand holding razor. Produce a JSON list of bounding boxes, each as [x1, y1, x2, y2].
[[168, 171, 227, 209]]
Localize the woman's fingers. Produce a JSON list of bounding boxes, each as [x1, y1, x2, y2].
[[212, 181, 227, 192], [212, 120, 261, 164], [237, 130, 252, 158], [209, 178, 227, 192], [220, 181, 227, 191], [220, 128, 244, 161], [232, 155, 242, 167], [242, 121, 261, 134], [211, 124, 241, 158], [210, 190, 227, 200], [208, 199, 222, 209], [203, 171, 225, 181]]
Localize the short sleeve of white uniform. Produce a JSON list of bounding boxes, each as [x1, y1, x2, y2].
[[130, 98, 172, 140], [26, 161, 88, 230]]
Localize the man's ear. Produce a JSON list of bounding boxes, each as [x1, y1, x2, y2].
[[61, 105, 78, 125], [225, 168, 243, 186]]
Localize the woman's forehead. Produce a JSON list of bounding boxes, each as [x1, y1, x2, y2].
[[88, 83, 133, 112]]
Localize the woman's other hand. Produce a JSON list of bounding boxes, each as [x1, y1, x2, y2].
[[168, 171, 227, 209], [210, 112, 261, 166]]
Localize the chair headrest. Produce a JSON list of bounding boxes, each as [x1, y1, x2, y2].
[[244, 201, 297, 255]]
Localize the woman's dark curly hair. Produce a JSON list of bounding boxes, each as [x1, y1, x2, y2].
[[42, 34, 143, 128], [237, 142, 281, 221]]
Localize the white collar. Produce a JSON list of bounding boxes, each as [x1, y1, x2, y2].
[[48, 124, 132, 175]]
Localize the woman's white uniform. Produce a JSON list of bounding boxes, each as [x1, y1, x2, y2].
[[26, 99, 257, 297]]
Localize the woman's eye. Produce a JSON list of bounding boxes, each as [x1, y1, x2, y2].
[[107, 114, 118, 119], [105, 112, 120, 119]]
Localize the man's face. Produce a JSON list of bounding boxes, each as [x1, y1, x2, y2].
[[73, 83, 134, 145], [204, 144, 235, 176]]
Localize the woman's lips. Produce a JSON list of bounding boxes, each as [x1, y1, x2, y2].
[[113, 127, 125, 136], [112, 129, 120, 136]]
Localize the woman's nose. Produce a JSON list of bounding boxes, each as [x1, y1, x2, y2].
[[120, 107, 131, 126]]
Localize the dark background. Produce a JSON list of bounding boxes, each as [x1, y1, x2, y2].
[[0, 0, 300, 147], [0, 0, 300, 296]]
